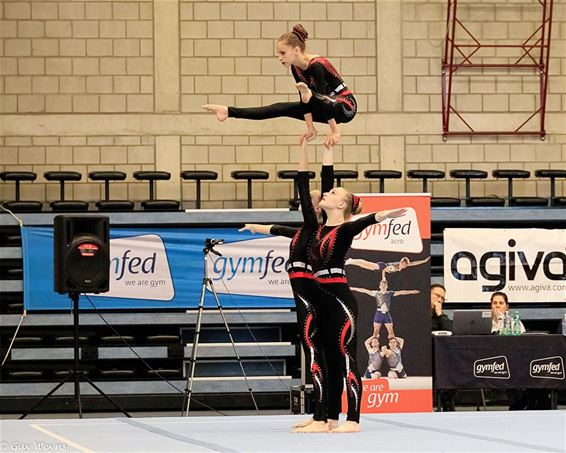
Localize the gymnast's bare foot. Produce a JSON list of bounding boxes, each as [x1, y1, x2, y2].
[[292, 417, 314, 428], [330, 421, 360, 433], [293, 421, 329, 433], [202, 104, 228, 122], [328, 419, 339, 430], [296, 82, 312, 103]]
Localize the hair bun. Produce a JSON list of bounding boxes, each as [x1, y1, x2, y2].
[[292, 24, 308, 42]]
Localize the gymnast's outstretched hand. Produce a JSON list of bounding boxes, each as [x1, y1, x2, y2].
[[239, 224, 259, 234], [238, 223, 272, 235], [377, 208, 407, 222], [386, 208, 407, 219]]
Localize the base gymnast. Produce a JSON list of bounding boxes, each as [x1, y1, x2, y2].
[[310, 183, 406, 432], [239, 143, 334, 432]]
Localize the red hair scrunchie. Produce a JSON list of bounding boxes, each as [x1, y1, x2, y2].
[[351, 195, 360, 212]]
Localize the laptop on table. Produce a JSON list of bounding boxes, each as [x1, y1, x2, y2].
[[452, 310, 492, 335]]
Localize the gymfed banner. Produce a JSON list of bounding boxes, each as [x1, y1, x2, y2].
[[345, 193, 432, 413], [444, 228, 566, 303], [22, 226, 295, 310]]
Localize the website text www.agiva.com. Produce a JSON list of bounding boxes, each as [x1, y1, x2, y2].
[[505, 282, 566, 294]]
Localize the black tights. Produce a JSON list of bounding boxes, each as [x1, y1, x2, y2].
[[292, 278, 327, 421], [228, 92, 356, 125], [316, 282, 362, 423]]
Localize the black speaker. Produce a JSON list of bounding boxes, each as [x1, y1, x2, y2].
[[54, 215, 110, 294]]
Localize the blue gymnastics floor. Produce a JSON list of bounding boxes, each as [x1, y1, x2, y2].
[[1, 410, 565, 452]]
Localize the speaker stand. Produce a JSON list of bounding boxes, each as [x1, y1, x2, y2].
[[20, 292, 131, 419]]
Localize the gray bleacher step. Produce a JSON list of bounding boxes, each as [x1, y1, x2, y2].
[[431, 276, 444, 285], [430, 207, 562, 222], [430, 243, 442, 256], [184, 342, 295, 358], [2, 208, 563, 227], [10, 347, 169, 361], [0, 310, 297, 327], [10, 343, 295, 361], [0, 211, 303, 227], [0, 248, 22, 259], [99, 346, 168, 359], [0, 377, 300, 396], [0, 280, 22, 292]]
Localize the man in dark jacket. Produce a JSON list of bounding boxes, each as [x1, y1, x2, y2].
[[431, 284, 452, 331], [431, 284, 455, 411]]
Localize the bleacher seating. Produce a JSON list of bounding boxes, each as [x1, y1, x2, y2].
[[181, 170, 218, 209], [407, 170, 460, 207], [333, 170, 358, 188], [0, 168, 564, 212], [89, 171, 135, 212], [0, 172, 43, 213], [364, 170, 402, 193], [535, 169, 566, 206], [133, 171, 180, 211], [44, 171, 89, 212], [450, 169, 505, 207], [277, 170, 315, 210], [492, 170, 548, 207], [231, 170, 269, 208]]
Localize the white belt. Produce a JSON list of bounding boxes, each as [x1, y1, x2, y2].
[[329, 83, 347, 96], [286, 261, 312, 271], [314, 268, 345, 278]]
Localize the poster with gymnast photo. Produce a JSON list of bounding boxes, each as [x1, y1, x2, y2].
[[344, 193, 431, 413]]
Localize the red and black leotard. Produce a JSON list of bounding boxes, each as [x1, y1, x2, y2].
[[310, 214, 383, 423], [268, 165, 333, 422], [227, 56, 356, 125], [291, 56, 356, 124], [311, 214, 380, 281]]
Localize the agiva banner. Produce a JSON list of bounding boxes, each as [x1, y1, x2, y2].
[[444, 228, 566, 303]]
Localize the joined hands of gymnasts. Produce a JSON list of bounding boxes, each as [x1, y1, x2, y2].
[[299, 126, 340, 149]]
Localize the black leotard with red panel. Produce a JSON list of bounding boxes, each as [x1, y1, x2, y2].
[[228, 57, 356, 125], [291, 56, 356, 124]]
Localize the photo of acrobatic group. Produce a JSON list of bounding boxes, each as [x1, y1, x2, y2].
[[344, 253, 431, 382]]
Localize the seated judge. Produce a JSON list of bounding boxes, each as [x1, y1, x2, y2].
[[431, 284, 452, 332], [490, 291, 525, 334]]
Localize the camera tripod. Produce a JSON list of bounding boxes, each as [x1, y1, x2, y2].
[[182, 238, 258, 415], [20, 292, 130, 419]]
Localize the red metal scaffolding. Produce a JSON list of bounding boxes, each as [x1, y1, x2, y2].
[[441, 0, 555, 140]]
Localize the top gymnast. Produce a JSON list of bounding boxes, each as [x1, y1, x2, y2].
[[202, 24, 357, 148]]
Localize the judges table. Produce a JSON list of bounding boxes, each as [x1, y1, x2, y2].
[[434, 335, 566, 390]]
